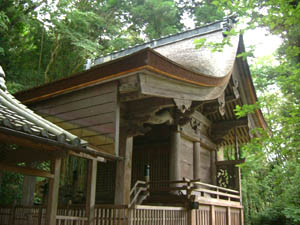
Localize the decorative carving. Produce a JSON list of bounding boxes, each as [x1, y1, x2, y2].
[[173, 99, 192, 113], [172, 108, 194, 127], [216, 164, 235, 189], [217, 92, 226, 116], [232, 78, 240, 99], [190, 117, 200, 133], [216, 159, 244, 190]]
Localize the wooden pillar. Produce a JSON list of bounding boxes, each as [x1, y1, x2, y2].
[[115, 129, 133, 205], [21, 163, 36, 206], [21, 175, 36, 206], [0, 171, 2, 190], [170, 127, 181, 182], [86, 159, 97, 225], [46, 158, 61, 225], [193, 142, 201, 180], [210, 150, 217, 185]]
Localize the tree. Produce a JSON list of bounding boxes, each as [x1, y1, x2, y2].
[[129, 0, 183, 40]]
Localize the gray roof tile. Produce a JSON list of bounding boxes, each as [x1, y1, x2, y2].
[[0, 66, 87, 147]]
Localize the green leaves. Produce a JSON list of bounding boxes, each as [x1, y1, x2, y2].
[[234, 102, 261, 119]]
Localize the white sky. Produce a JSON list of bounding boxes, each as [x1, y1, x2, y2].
[[182, 16, 283, 63], [243, 28, 282, 60]]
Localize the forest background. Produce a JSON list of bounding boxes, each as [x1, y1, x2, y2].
[[0, 1, 299, 225]]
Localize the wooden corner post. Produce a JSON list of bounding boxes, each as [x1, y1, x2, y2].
[[86, 159, 98, 225], [46, 158, 61, 225], [115, 128, 133, 205]]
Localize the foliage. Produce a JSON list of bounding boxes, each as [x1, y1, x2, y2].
[[0, 172, 23, 205], [129, 0, 183, 40]]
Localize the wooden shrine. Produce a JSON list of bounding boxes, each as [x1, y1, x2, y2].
[[0, 18, 268, 225]]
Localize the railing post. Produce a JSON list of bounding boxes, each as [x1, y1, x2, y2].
[[38, 207, 43, 225], [240, 208, 244, 225], [128, 207, 132, 225], [188, 209, 195, 225], [210, 205, 215, 225], [226, 207, 231, 225], [9, 205, 16, 225], [184, 178, 192, 200]]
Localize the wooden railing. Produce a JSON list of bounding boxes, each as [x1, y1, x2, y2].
[[0, 180, 242, 225], [147, 178, 241, 205], [189, 179, 241, 203], [129, 180, 148, 208]]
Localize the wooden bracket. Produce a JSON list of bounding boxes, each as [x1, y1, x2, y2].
[[173, 99, 192, 113]]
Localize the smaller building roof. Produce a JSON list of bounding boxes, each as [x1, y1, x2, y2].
[[0, 66, 87, 147]]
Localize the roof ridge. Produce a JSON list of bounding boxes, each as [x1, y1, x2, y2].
[[93, 16, 236, 67]]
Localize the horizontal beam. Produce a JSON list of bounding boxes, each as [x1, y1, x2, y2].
[[127, 97, 174, 116], [1, 148, 65, 164], [212, 117, 248, 131], [0, 127, 120, 160], [181, 123, 216, 150], [68, 150, 106, 162], [216, 159, 245, 166], [0, 163, 54, 179]]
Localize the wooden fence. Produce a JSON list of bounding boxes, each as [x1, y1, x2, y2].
[[0, 204, 242, 225], [130, 205, 187, 225]]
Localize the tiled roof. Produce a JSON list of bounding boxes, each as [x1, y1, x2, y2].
[[0, 66, 87, 147]]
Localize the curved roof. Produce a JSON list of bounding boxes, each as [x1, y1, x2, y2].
[[95, 19, 239, 79], [13, 18, 267, 133]]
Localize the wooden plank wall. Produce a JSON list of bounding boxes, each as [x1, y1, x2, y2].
[[180, 137, 193, 180], [200, 146, 211, 184], [30, 81, 119, 155], [179, 136, 211, 183]]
